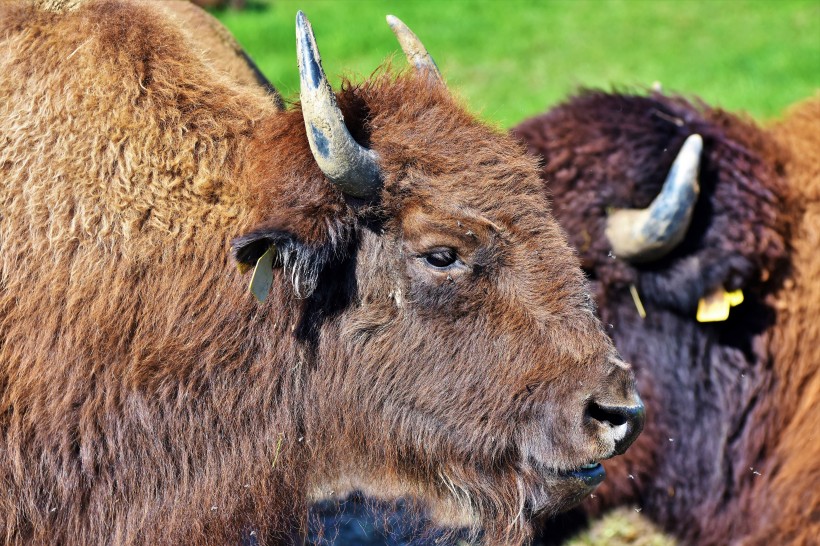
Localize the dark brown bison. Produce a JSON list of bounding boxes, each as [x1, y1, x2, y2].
[[512, 91, 820, 545], [0, 2, 644, 544]]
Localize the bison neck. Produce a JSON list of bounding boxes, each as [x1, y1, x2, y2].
[[0, 2, 327, 540]]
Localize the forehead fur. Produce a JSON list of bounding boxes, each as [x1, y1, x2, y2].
[[339, 73, 553, 226], [248, 71, 557, 240]]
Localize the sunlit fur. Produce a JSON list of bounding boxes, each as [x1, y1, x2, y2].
[[157, 0, 281, 102], [0, 2, 640, 544], [513, 92, 820, 546]]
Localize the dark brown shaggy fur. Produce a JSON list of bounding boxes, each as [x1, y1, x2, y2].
[[513, 91, 819, 545], [0, 2, 642, 544]]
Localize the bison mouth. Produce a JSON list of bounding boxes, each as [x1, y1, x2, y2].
[[523, 459, 606, 516], [560, 462, 606, 486]]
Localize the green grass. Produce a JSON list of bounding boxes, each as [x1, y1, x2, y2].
[[214, 0, 819, 128], [564, 508, 676, 546]]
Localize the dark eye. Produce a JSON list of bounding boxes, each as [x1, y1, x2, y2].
[[423, 248, 458, 269]]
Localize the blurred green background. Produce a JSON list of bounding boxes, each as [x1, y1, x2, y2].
[[214, 0, 819, 128]]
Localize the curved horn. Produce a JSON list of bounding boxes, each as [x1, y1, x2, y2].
[[296, 11, 381, 198], [605, 134, 703, 262], [386, 15, 443, 84]]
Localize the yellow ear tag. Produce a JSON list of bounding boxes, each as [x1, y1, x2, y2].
[[248, 247, 275, 303], [725, 289, 744, 307], [697, 286, 744, 322]]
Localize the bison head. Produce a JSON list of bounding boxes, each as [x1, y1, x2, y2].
[[513, 91, 790, 319], [513, 91, 792, 539], [231, 15, 643, 542]]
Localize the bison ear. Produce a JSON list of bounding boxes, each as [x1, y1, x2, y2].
[[231, 222, 351, 300], [232, 227, 286, 269]]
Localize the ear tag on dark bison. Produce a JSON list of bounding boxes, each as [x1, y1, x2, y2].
[[697, 286, 744, 322], [248, 246, 275, 303]]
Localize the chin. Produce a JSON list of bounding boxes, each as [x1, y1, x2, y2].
[[422, 462, 607, 544], [525, 461, 607, 516]]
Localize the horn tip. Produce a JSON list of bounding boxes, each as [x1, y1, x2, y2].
[[686, 133, 703, 149], [295, 11, 322, 92], [386, 15, 408, 35], [680, 134, 704, 160]]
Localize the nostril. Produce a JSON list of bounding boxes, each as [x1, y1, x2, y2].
[[586, 401, 629, 427], [586, 399, 646, 455]]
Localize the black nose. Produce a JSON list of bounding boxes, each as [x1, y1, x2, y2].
[[586, 398, 646, 454]]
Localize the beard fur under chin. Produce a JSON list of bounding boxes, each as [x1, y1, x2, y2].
[[426, 465, 540, 546]]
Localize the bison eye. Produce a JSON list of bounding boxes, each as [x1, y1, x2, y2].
[[422, 248, 459, 269]]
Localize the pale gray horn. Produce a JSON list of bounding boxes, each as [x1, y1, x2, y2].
[[605, 134, 703, 262], [296, 11, 381, 198], [386, 15, 443, 84]]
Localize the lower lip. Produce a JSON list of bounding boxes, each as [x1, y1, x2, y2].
[[568, 463, 606, 486]]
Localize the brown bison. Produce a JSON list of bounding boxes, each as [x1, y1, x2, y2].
[[0, 2, 644, 544], [511, 91, 820, 545], [163, 0, 280, 101]]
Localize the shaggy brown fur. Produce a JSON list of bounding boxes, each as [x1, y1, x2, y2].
[[752, 97, 820, 546], [160, 0, 281, 103], [0, 2, 643, 544], [35, 0, 281, 102], [513, 92, 819, 545]]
